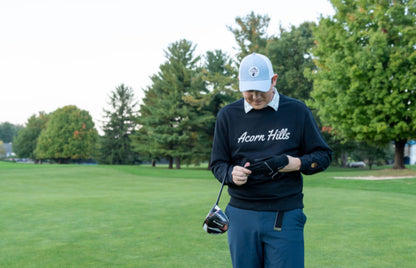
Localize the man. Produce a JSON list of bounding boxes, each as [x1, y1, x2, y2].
[[210, 53, 332, 268]]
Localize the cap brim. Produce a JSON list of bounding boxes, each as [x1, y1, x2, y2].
[[239, 79, 271, 92]]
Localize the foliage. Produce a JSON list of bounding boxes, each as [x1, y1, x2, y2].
[[267, 22, 317, 102], [309, 0, 416, 169], [133, 39, 206, 168], [227, 14, 319, 102], [202, 50, 239, 106], [99, 84, 139, 164], [35, 105, 98, 162], [13, 112, 49, 160], [321, 128, 358, 166], [321, 127, 394, 168], [0, 122, 23, 143], [227, 12, 271, 61], [183, 50, 239, 167], [8, 9, 412, 167], [0, 141, 5, 156], [350, 141, 394, 169]]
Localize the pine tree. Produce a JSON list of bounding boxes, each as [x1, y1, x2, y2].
[[267, 22, 317, 102], [227, 12, 270, 61], [99, 84, 139, 164], [182, 50, 239, 168], [133, 39, 206, 169]]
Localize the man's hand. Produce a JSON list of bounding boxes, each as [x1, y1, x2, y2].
[[248, 155, 289, 178], [231, 163, 251, 186]]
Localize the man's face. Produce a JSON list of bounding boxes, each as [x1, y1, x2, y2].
[[242, 74, 277, 110]]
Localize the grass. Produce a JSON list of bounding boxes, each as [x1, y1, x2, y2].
[[0, 162, 415, 267], [303, 166, 416, 267]]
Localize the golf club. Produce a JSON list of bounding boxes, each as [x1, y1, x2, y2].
[[202, 173, 229, 234]]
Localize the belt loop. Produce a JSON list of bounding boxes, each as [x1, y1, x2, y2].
[[274, 211, 284, 231]]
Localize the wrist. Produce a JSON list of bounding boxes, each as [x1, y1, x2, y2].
[[280, 156, 301, 172]]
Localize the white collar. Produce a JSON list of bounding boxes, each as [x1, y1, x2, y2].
[[244, 88, 280, 113]]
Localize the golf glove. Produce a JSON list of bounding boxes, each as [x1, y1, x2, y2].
[[249, 154, 289, 178]]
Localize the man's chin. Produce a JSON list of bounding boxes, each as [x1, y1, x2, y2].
[[252, 104, 266, 110]]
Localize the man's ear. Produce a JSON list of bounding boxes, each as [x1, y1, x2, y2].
[[271, 74, 278, 86]]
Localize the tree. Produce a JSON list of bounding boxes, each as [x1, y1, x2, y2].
[[13, 112, 49, 161], [267, 22, 317, 102], [0, 141, 6, 156], [0, 122, 23, 143], [99, 84, 139, 164], [350, 141, 394, 169], [132, 77, 163, 167], [35, 105, 98, 163], [202, 50, 240, 112], [182, 50, 239, 167], [321, 127, 357, 167], [228, 14, 318, 103], [133, 39, 206, 169], [309, 0, 416, 169], [227, 12, 271, 61]]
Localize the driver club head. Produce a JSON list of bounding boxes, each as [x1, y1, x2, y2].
[[202, 205, 229, 234]]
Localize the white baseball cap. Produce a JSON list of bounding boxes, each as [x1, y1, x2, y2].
[[239, 53, 274, 92]]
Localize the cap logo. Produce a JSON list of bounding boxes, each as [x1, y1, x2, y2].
[[249, 66, 259, 78]]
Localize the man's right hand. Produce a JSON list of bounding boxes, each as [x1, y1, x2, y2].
[[231, 163, 251, 186]]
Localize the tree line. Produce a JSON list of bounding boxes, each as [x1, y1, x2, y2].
[[3, 0, 416, 169]]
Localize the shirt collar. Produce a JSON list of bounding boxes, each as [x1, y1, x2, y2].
[[244, 87, 280, 113]]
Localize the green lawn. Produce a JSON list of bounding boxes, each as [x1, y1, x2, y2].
[[0, 162, 415, 267]]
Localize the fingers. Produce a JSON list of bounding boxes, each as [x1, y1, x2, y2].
[[232, 164, 251, 186]]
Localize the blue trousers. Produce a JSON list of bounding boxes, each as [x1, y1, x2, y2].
[[225, 205, 307, 268]]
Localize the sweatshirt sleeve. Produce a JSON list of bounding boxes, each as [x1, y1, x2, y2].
[[298, 109, 333, 175], [210, 109, 236, 185]]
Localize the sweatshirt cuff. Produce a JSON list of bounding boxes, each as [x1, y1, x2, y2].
[[299, 156, 322, 175], [227, 165, 236, 185]]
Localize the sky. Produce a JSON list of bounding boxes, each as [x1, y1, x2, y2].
[[0, 0, 335, 130]]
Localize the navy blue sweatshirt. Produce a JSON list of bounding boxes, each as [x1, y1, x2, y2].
[[210, 94, 332, 211]]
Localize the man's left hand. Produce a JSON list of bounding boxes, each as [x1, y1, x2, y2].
[[248, 154, 289, 177]]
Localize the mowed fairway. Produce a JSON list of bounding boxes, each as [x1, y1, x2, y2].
[[1, 162, 415, 267]]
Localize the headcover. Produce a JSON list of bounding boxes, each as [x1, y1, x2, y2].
[[202, 205, 229, 234]]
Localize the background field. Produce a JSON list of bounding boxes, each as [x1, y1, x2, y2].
[[1, 162, 415, 267]]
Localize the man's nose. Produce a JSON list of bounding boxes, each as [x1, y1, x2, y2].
[[253, 91, 261, 99]]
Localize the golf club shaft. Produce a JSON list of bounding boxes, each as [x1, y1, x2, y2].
[[215, 174, 226, 206]]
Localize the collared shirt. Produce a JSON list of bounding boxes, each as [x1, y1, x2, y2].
[[244, 87, 280, 113]]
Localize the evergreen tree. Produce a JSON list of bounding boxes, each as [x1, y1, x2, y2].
[[183, 50, 239, 167], [203, 50, 240, 113], [228, 13, 317, 103], [99, 84, 139, 164], [267, 22, 317, 102], [132, 76, 163, 167], [133, 39, 206, 169], [227, 12, 271, 61]]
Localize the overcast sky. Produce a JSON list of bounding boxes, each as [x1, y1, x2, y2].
[[0, 0, 334, 129]]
